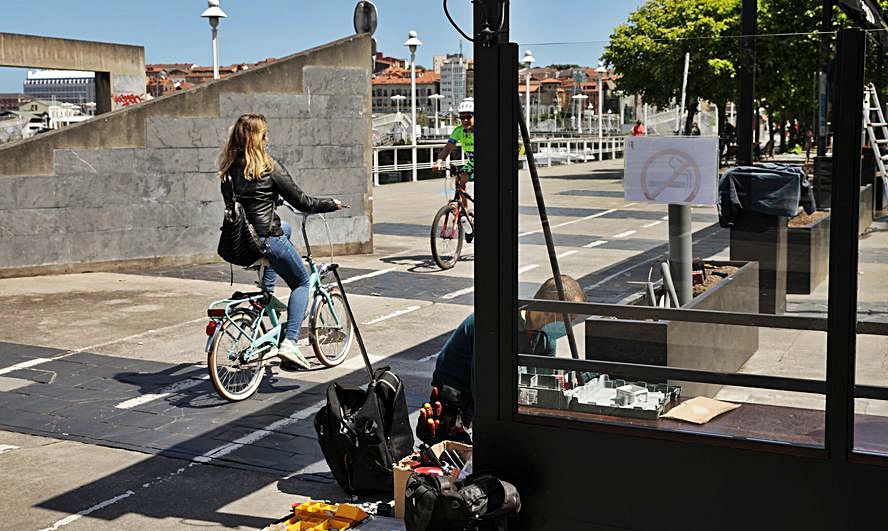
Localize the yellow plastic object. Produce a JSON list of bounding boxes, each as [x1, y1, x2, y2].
[[283, 501, 369, 531]]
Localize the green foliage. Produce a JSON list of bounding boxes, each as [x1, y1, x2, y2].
[[545, 64, 580, 70], [602, 0, 741, 111]]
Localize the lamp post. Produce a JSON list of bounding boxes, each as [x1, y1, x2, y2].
[[595, 62, 607, 161], [430, 94, 443, 134], [404, 30, 422, 182], [200, 0, 228, 80], [523, 50, 535, 131], [448, 106, 453, 127], [390, 94, 406, 117], [571, 94, 588, 134]]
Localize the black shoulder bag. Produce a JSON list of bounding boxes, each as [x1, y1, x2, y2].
[[314, 266, 414, 494], [217, 175, 268, 267]]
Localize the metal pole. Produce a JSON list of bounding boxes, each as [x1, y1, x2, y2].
[[678, 52, 690, 134], [517, 97, 579, 360], [738, 0, 757, 165], [668, 204, 693, 306], [526, 69, 532, 132], [598, 71, 604, 160], [818, 0, 833, 156], [410, 50, 418, 182], [211, 27, 220, 80]]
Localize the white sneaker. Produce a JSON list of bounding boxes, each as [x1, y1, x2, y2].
[[277, 338, 311, 369]]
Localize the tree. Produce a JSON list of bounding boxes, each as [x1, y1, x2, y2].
[[603, 0, 741, 134]]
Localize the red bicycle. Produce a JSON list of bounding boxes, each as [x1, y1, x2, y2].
[[430, 164, 474, 270]]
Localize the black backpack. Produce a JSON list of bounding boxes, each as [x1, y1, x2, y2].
[[314, 266, 414, 494], [405, 473, 522, 531]]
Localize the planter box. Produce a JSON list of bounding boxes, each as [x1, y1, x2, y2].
[[786, 213, 830, 295], [730, 211, 788, 314], [584, 261, 760, 398]]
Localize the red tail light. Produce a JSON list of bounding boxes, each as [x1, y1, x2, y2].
[[206, 320, 218, 336]]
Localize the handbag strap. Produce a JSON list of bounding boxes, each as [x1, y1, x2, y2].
[[226, 171, 277, 237]]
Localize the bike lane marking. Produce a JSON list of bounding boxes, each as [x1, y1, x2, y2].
[[363, 305, 422, 325], [0, 357, 53, 376], [583, 240, 608, 248], [114, 375, 211, 410], [440, 264, 539, 301], [339, 267, 396, 285], [642, 220, 663, 228], [613, 230, 637, 239], [0, 444, 19, 455], [37, 398, 329, 531], [556, 250, 578, 259], [518, 208, 619, 237]]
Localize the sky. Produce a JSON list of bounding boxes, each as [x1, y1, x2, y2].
[[0, 0, 645, 92]]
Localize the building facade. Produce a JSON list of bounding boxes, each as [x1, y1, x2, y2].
[[23, 70, 95, 105], [440, 54, 467, 111], [372, 68, 440, 115]]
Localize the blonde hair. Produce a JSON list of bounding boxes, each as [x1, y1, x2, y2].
[[218, 113, 275, 180], [524, 275, 586, 331]]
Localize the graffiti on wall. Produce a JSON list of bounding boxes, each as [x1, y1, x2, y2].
[[113, 93, 145, 107]]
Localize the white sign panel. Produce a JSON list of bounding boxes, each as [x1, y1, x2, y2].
[[623, 136, 719, 206]]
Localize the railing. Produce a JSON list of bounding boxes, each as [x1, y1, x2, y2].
[[372, 135, 625, 186]]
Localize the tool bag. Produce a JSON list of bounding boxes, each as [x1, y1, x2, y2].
[[405, 472, 522, 531], [217, 175, 268, 267], [314, 265, 414, 494]]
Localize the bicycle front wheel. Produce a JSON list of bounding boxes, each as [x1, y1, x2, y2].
[[208, 310, 266, 401], [431, 203, 463, 270], [310, 290, 354, 367]]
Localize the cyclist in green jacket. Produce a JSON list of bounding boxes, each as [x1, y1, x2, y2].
[[433, 98, 474, 213]]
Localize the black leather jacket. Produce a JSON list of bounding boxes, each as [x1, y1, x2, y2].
[[220, 159, 338, 237]]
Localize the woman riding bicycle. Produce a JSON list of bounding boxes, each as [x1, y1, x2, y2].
[[433, 98, 475, 237], [218, 113, 343, 369]]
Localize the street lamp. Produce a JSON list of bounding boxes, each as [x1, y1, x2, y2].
[[587, 103, 594, 136], [429, 94, 443, 134], [404, 30, 422, 182], [571, 94, 588, 134], [595, 62, 607, 160], [447, 106, 453, 127], [200, 0, 228, 80], [523, 50, 535, 131], [390, 94, 406, 117]]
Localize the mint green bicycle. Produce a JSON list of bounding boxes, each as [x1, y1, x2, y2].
[[205, 209, 354, 401]]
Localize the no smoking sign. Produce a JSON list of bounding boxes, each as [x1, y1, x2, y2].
[[624, 137, 718, 206]]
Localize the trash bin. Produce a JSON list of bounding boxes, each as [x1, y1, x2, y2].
[[719, 164, 814, 314]]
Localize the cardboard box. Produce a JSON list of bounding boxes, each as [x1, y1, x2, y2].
[[392, 441, 473, 520]]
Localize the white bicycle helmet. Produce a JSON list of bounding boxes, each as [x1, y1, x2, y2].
[[457, 98, 474, 114]]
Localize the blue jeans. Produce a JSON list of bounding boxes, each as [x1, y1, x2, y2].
[[260, 221, 310, 341]]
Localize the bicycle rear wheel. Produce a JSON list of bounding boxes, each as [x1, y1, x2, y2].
[[208, 310, 265, 401], [310, 289, 354, 367], [431, 203, 463, 270]]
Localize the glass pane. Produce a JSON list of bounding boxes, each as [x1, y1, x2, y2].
[[853, 49, 888, 456], [514, 33, 829, 448]]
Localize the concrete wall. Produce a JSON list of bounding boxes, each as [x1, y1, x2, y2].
[[0, 35, 373, 278], [0, 32, 146, 111]]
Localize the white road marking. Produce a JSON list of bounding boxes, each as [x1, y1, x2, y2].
[[661, 215, 669, 220], [418, 352, 439, 363], [0, 317, 208, 377], [583, 240, 608, 248], [518, 264, 540, 275], [38, 490, 135, 531], [114, 375, 210, 409], [0, 444, 19, 455], [613, 230, 637, 239], [518, 208, 618, 237], [0, 358, 52, 376], [642, 220, 663, 228], [340, 268, 396, 284], [364, 305, 422, 325], [441, 286, 475, 300], [623, 202, 638, 207], [556, 250, 578, 259], [194, 399, 326, 464]]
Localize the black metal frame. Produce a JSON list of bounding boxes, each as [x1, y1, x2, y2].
[[473, 0, 888, 521]]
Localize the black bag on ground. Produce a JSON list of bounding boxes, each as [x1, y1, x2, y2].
[[217, 175, 268, 267], [405, 472, 522, 531], [314, 266, 414, 494]]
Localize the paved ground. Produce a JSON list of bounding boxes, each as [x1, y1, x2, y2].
[[1, 157, 886, 529]]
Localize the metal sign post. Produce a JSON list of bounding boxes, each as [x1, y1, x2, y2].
[[670, 52, 693, 305]]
